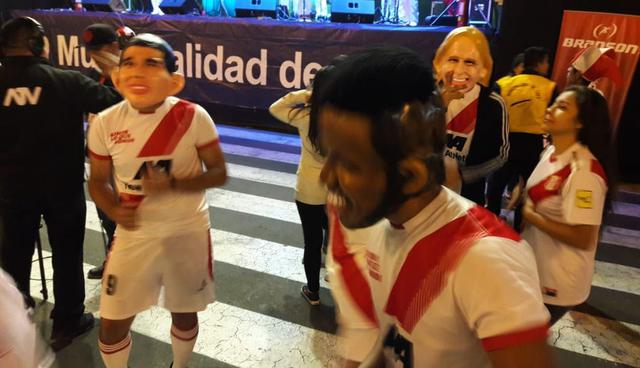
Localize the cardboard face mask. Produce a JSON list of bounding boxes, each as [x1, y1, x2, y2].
[[433, 27, 492, 94], [111, 45, 184, 113]]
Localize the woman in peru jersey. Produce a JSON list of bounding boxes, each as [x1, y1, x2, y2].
[[522, 85, 614, 324]]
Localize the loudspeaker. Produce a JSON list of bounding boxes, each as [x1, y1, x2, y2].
[[159, 0, 203, 14], [82, 0, 126, 12], [423, 15, 456, 26], [235, 0, 277, 18], [330, 0, 374, 24]]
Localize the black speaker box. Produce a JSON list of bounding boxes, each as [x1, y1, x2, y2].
[[423, 15, 457, 26], [330, 0, 375, 24], [159, 0, 203, 14], [235, 0, 277, 18], [83, 0, 126, 12]]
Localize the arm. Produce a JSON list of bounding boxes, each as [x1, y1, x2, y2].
[[175, 142, 227, 191], [142, 142, 227, 194], [455, 239, 553, 368], [488, 340, 555, 368], [523, 199, 599, 250], [88, 156, 137, 229], [70, 71, 121, 113], [460, 93, 509, 183], [269, 89, 311, 128]]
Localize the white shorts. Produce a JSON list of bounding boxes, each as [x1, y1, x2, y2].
[[100, 229, 215, 320]]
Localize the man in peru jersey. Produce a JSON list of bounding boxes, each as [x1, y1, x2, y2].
[[433, 26, 509, 205], [87, 34, 227, 368], [317, 47, 554, 367]]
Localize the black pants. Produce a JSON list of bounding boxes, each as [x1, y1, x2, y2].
[[486, 133, 544, 229], [295, 201, 328, 294], [96, 207, 116, 253], [0, 186, 86, 324]]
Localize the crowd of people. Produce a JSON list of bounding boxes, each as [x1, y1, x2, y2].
[[0, 13, 621, 368]]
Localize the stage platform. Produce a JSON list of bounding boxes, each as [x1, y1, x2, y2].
[[12, 9, 463, 126]]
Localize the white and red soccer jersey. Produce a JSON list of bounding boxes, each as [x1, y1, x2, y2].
[[88, 97, 220, 237], [0, 269, 39, 368], [326, 207, 381, 361], [522, 143, 607, 306], [365, 188, 549, 367], [444, 84, 480, 166]]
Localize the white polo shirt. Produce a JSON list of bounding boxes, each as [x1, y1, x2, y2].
[[88, 97, 220, 238], [522, 143, 607, 306], [332, 188, 550, 367]]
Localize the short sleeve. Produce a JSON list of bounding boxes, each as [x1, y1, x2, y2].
[[192, 105, 220, 150], [454, 238, 550, 352], [87, 114, 111, 160], [562, 168, 607, 226]]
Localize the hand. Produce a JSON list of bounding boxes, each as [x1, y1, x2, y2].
[[108, 202, 138, 230], [437, 72, 465, 107], [142, 162, 172, 195], [521, 198, 539, 231]]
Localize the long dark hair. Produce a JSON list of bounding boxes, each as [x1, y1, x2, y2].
[[306, 54, 347, 154], [566, 85, 617, 203]]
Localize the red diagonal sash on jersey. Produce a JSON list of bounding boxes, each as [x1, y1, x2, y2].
[[330, 208, 379, 326], [527, 163, 572, 205], [447, 98, 479, 135], [590, 159, 608, 185], [384, 206, 520, 333], [137, 100, 195, 158]]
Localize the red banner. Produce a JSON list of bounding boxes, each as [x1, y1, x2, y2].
[[552, 11, 640, 131]]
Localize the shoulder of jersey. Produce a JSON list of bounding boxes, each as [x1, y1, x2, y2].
[[98, 99, 128, 118]]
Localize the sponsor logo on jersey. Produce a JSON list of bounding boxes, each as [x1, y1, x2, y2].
[[544, 175, 562, 191], [110, 130, 135, 144], [576, 190, 593, 209]]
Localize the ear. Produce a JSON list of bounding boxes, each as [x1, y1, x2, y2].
[[111, 67, 122, 93], [478, 66, 489, 84], [398, 158, 430, 196], [169, 72, 185, 96]]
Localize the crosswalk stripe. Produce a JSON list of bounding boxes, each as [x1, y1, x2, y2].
[[29, 250, 338, 368], [227, 163, 296, 189], [84, 203, 326, 289], [601, 226, 640, 250], [592, 261, 640, 296], [611, 201, 640, 219], [221, 143, 300, 165], [207, 189, 300, 224], [216, 125, 301, 147], [551, 311, 640, 367]]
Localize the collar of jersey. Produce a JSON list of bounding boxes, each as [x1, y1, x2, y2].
[[550, 142, 583, 164], [386, 187, 449, 233], [127, 98, 171, 115]]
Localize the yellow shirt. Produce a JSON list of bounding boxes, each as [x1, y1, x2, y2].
[[497, 74, 555, 135]]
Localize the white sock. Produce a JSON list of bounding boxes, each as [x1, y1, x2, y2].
[[99, 333, 132, 368], [170, 324, 199, 368]]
